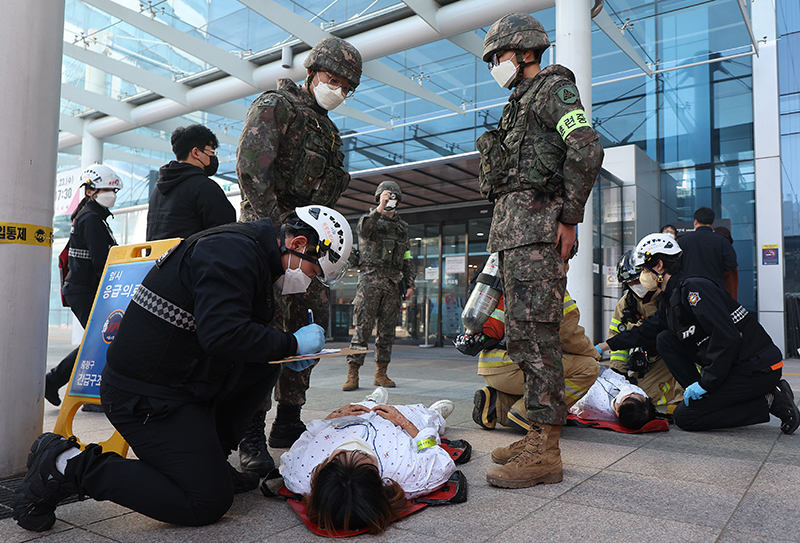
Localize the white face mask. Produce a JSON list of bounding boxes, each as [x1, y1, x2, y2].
[[491, 59, 519, 89], [94, 191, 117, 208], [639, 269, 659, 291], [275, 252, 313, 295], [337, 437, 375, 456], [629, 282, 650, 299], [313, 81, 346, 110], [613, 384, 639, 410]]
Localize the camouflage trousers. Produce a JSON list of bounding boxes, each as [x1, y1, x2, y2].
[[346, 279, 402, 366], [482, 352, 600, 429], [501, 243, 567, 426], [264, 278, 330, 410]]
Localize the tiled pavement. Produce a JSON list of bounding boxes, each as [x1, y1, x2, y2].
[[2, 335, 798, 543]]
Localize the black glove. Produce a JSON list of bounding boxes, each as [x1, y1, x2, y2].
[[455, 333, 500, 357], [626, 348, 649, 376]]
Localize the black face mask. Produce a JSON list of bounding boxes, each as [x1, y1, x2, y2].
[[203, 154, 219, 177]]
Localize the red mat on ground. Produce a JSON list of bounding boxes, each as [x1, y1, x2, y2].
[[566, 413, 669, 433], [267, 439, 469, 538]]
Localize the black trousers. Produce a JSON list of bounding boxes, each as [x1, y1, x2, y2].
[[657, 330, 780, 431], [65, 362, 281, 526], [50, 287, 95, 387]]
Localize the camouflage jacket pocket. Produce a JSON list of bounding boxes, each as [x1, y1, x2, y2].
[[477, 128, 507, 201], [528, 129, 567, 195]]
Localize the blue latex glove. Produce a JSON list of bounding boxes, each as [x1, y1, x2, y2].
[[285, 357, 315, 372], [293, 323, 325, 355], [683, 382, 707, 405]]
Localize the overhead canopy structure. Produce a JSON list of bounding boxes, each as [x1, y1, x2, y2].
[[58, 0, 758, 206]]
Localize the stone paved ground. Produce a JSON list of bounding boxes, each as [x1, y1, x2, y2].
[[2, 334, 799, 542]]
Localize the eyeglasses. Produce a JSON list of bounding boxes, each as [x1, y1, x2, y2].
[[320, 71, 355, 98], [487, 53, 503, 70]]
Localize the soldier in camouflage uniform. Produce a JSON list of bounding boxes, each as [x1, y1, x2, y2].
[[343, 181, 415, 391], [477, 13, 604, 489], [235, 36, 362, 472]]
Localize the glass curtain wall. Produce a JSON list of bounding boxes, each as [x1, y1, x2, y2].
[[778, 0, 800, 353]]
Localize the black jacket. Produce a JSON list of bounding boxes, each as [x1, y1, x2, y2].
[[607, 274, 780, 392], [63, 199, 116, 295], [105, 219, 296, 401], [678, 226, 737, 289], [146, 161, 236, 241]]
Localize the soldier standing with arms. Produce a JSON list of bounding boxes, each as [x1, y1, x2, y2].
[[235, 36, 362, 473], [476, 13, 603, 488], [343, 182, 415, 391]]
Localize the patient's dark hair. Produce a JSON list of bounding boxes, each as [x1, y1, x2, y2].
[[304, 452, 407, 535], [617, 395, 656, 430]]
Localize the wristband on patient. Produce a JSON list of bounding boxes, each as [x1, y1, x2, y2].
[[416, 438, 437, 451]]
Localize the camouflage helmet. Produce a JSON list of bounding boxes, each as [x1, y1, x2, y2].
[[374, 180, 402, 203], [304, 36, 362, 89], [482, 13, 550, 62]]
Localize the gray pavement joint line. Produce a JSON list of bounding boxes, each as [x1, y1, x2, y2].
[[69, 524, 126, 543], [712, 434, 781, 543]]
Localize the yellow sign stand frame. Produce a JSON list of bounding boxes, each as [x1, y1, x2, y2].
[[53, 239, 181, 455]]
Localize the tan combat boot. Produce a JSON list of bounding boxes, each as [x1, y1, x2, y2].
[[486, 424, 563, 488], [342, 363, 360, 391], [374, 362, 396, 387], [490, 437, 525, 465]]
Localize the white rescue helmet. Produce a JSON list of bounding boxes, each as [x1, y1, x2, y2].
[[294, 205, 353, 285], [633, 233, 682, 269], [80, 164, 123, 191]]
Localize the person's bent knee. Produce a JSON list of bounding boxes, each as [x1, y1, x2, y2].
[[185, 492, 233, 526], [672, 405, 702, 432]]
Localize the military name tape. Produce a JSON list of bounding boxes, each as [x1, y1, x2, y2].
[[557, 109, 590, 140], [0, 221, 53, 247]]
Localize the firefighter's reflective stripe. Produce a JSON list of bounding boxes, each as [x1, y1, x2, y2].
[[477, 349, 515, 369]]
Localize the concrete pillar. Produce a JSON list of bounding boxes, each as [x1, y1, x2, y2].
[[557, 0, 595, 338], [751, 0, 785, 350], [0, 0, 66, 477]]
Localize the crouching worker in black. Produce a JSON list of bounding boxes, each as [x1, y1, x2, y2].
[[598, 233, 799, 435], [13, 205, 353, 532]]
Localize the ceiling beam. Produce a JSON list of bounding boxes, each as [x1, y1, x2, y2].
[[61, 84, 135, 122], [146, 119, 241, 147], [401, 0, 483, 57], [106, 132, 171, 155], [80, 0, 261, 88], [59, 114, 84, 136], [736, 0, 760, 56], [239, 0, 464, 114], [592, 8, 652, 77]]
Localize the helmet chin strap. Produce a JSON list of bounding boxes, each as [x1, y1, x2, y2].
[[279, 227, 320, 265], [509, 51, 535, 87]]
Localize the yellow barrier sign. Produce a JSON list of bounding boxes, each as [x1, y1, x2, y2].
[[53, 239, 181, 456]]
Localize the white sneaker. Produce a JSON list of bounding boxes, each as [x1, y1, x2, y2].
[[429, 400, 455, 420], [365, 387, 389, 404]]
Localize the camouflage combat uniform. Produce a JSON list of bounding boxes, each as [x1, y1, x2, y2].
[[608, 291, 683, 406], [477, 65, 604, 425], [478, 291, 601, 430], [346, 209, 415, 366], [236, 77, 348, 407]]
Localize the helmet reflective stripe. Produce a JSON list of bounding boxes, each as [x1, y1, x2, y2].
[[80, 164, 122, 191], [293, 205, 353, 285]]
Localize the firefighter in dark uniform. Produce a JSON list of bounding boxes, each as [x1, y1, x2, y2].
[[13, 205, 352, 533], [599, 233, 799, 434], [45, 164, 122, 407]]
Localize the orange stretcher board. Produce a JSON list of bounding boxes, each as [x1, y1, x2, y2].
[[53, 239, 181, 456]]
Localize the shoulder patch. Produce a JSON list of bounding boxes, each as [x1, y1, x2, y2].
[[687, 291, 701, 307], [556, 85, 579, 104]]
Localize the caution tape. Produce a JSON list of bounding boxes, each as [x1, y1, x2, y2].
[[0, 221, 53, 247]]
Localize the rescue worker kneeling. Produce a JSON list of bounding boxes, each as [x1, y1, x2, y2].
[[13, 205, 352, 532], [599, 234, 800, 434]]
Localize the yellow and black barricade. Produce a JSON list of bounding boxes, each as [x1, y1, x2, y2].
[[53, 239, 181, 455]]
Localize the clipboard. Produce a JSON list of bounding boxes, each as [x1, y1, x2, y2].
[[271, 348, 373, 364]]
